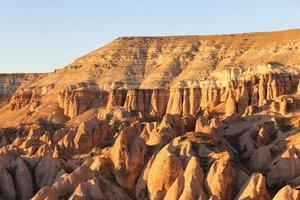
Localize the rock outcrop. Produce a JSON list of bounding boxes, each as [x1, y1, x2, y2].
[[235, 173, 270, 200], [74, 118, 111, 153], [267, 147, 300, 185], [0, 74, 32, 108], [206, 153, 235, 200], [1, 29, 300, 200], [106, 89, 127, 108], [147, 114, 185, 145], [124, 89, 169, 116], [58, 83, 108, 118], [164, 156, 207, 200], [147, 150, 184, 200], [110, 127, 147, 189], [272, 185, 300, 200], [35, 155, 62, 189]]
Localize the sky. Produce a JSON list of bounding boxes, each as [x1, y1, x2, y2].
[[0, 0, 299, 73]]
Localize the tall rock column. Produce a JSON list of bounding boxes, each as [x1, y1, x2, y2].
[[166, 88, 183, 115], [182, 89, 190, 116], [225, 89, 237, 117], [237, 82, 250, 114], [189, 88, 201, 115], [150, 89, 169, 117], [258, 75, 267, 106], [106, 89, 127, 108]]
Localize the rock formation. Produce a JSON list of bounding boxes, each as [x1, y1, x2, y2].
[[272, 185, 300, 200], [0, 74, 36, 108], [74, 118, 111, 153], [206, 153, 235, 200], [58, 83, 108, 118], [0, 29, 300, 200], [225, 89, 237, 117], [235, 173, 270, 200], [110, 127, 146, 189]]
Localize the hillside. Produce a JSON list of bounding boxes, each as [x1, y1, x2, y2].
[[0, 29, 299, 200]]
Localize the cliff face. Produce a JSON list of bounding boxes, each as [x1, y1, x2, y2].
[[57, 83, 108, 118], [105, 70, 298, 118], [0, 74, 35, 108], [0, 29, 300, 200]]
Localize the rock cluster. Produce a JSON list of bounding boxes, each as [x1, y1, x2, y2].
[[107, 89, 170, 117], [0, 74, 30, 108], [1, 29, 300, 200], [58, 83, 108, 118]]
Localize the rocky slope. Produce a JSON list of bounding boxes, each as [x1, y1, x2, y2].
[[0, 29, 300, 200], [0, 74, 39, 108]]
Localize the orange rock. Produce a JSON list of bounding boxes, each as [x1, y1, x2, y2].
[[50, 160, 94, 198], [167, 88, 184, 115], [147, 148, 184, 200], [272, 185, 300, 200], [258, 76, 267, 106], [139, 122, 159, 142], [35, 155, 62, 189], [189, 88, 201, 115], [70, 175, 131, 200], [225, 89, 237, 117], [69, 178, 106, 200], [205, 154, 235, 200], [257, 126, 270, 145], [236, 82, 250, 114], [235, 173, 270, 200], [164, 157, 207, 200], [31, 186, 59, 200], [58, 84, 108, 118], [267, 147, 300, 185], [279, 98, 288, 115], [74, 118, 111, 153], [106, 89, 127, 108], [110, 127, 146, 189], [151, 89, 169, 117], [147, 114, 185, 145]]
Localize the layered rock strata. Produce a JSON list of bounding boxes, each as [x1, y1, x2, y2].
[[58, 83, 108, 118]]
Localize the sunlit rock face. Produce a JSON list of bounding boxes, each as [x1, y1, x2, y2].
[[58, 83, 108, 118], [1, 29, 300, 199], [0, 74, 37, 108]]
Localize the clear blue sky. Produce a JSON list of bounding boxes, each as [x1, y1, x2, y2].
[[0, 0, 299, 73]]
